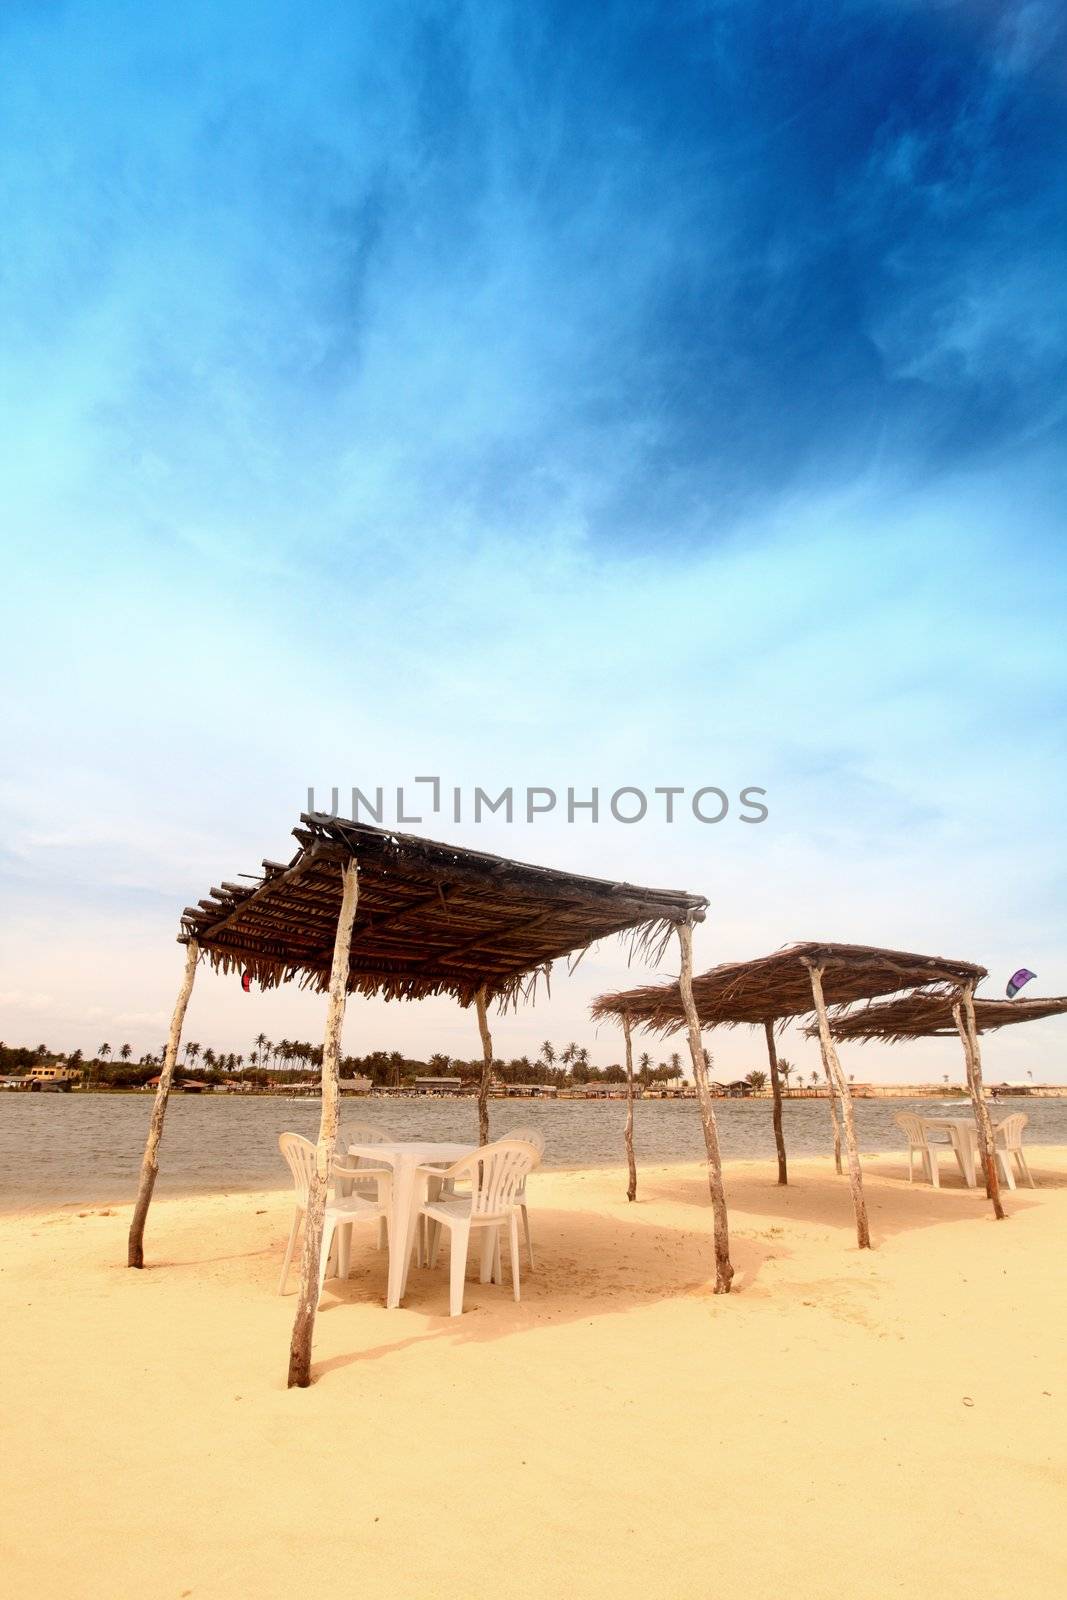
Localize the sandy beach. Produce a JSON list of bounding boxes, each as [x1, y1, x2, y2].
[[3, 1152, 1065, 1600]]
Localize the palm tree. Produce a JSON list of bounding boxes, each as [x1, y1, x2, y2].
[[541, 1041, 556, 1070], [778, 1057, 793, 1092], [745, 1070, 767, 1091], [119, 1043, 132, 1062], [669, 1050, 683, 1082], [254, 1032, 268, 1065], [98, 1042, 112, 1061]]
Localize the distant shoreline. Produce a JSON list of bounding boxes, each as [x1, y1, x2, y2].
[[6, 1082, 1064, 1100]]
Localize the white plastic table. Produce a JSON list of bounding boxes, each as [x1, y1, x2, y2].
[[920, 1117, 1003, 1188], [348, 1140, 474, 1308]]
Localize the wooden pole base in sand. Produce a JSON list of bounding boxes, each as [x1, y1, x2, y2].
[[763, 1019, 787, 1186], [954, 982, 1005, 1222], [677, 920, 733, 1293], [128, 940, 200, 1268], [805, 962, 870, 1250], [287, 858, 360, 1389]]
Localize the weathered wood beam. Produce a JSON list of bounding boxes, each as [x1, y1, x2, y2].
[[677, 920, 733, 1293], [805, 961, 870, 1249], [287, 858, 360, 1389], [475, 986, 493, 1147], [763, 1019, 787, 1186], [193, 843, 345, 943], [823, 1052, 843, 1174], [128, 941, 199, 1267], [623, 1014, 637, 1203], [953, 982, 1005, 1221], [410, 908, 564, 973], [351, 885, 453, 938]]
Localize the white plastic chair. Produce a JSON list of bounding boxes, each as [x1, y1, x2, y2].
[[502, 1123, 545, 1268], [336, 1121, 393, 1248], [277, 1133, 391, 1301], [337, 1122, 453, 1268], [416, 1140, 537, 1316], [895, 1113, 946, 1187], [993, 1112, 1035, 1190]]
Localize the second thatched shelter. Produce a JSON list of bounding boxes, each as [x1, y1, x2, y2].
[[592, 942, 990, 1248]]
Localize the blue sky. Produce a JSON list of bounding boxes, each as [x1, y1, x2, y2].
[[1, 0, 1065, 1080]]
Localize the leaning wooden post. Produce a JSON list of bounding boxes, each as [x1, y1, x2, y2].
[[475, 985, 493, 1147], [128, 940, 199, 1268], [623, 1014, 638, 1202], [763, 1018, 787, 1186], [953, 984, 1005, 1221], [805, 962, 871, 1249], [823, 1055, 843, 1174], [287, 857, 360, 1389], [677, 919, 733, 1293]]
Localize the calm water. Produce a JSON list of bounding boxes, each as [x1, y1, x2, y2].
[[2, 1091, 1065, 1211]]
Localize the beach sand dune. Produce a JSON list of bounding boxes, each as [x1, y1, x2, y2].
[[2, 1154, 1064, 1599]]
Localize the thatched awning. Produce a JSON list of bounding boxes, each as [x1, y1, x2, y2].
[[590, 941, 986, 1033], [179, 813, 707, 1007], [819, 992, 1067, 1043]]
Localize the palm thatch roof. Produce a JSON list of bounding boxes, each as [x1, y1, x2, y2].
[[179, 813, 707, 1007], [819, 992, 1067, 1043], [590, 941, 986, 1033]]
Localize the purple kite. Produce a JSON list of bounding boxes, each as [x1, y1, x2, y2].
[[1006, 968, 1036, 998]]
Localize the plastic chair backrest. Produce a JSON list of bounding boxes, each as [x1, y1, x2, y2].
[[503, 1124, 545, 1162], [445, 1140, 537, 1218], [894, 1113, 928, 1145], [995, 1112, 1028, 1149], [338, 1122, 392, 1167], [279, 1132, 317, 1207]]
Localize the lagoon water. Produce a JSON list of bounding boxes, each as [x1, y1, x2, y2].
[[3, 1090, 1066, 1211]]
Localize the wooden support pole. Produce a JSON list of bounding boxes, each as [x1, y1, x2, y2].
[[953, 983, 1005, 1221], [677, 920, 733, 1293], [475, 985, 493, 1147], [623, 1014, 637, 1202], [763, 1019, 787, 1186], [287, 858, 360, 1389], [823, 1055, 843, 1175], [805, 963, 871, 1250], [128, 940, 199, 1268]]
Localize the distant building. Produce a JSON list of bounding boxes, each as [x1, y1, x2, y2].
[[30, 1062, 80, 1083], [413, 1076, 466, 1095]]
